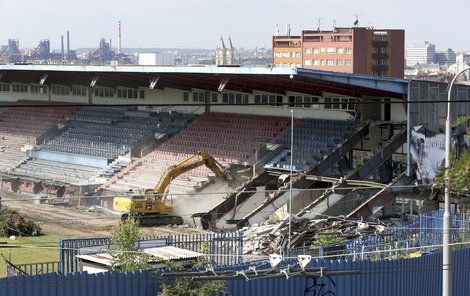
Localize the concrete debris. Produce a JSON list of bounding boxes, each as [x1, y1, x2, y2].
[[242, 216, 389, 255]]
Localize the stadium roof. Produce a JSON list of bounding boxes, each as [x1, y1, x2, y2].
[[0, 65, 409, 99]]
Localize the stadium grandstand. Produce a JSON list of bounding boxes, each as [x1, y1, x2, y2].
[[1, 64, 467, 227]]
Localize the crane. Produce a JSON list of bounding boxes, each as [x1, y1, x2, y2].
[[113, 151, 231, 226]]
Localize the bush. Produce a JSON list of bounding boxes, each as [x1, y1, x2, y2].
[[0, 208, 41, 237]]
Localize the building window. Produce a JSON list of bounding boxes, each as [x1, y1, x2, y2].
[[327, 59, 335, 66], [198, 92, 205, 103], [320, 48, 325, 53], [12, 83, 28, 93], [261, 94, 268, 104], [282, 52, 289, 58], [345, 48, 352, 54], [345, 59, 352, 66], [305, 48, 311, 54], [337, 59, 343, 66], [0, 83, 10, 92], [380, 59, 386, 65], [51, 85, 69, 95], [304, 59, 311, 66], [235, 93, 242, 104], [320, 60, 326, 66], [71, 86, 87, 97], [313, 59, 320, 65], [30, 84, 47, 94], [296, 63, 302, 68], [324, 97, 332, 109], [380, 47, 387, 54], [288, 95, 319, 109], [380, 71, 385, 76], [211, 92, 218, 103], [372, 59, 378, 65], [326, 48, 335, 54], [254, 94, 261, 104], [372, 47, 378, 54], [116, 87, 141, 99], [274, 52, 282, 58], [313, 48, 319, 54], [192, 92, 199, 102], [183, 92, 189, 101], [221, 93, 241, 104], [337, 48, 344, 54], [295, 52, 301, 58], [381, 35, 387, 41]]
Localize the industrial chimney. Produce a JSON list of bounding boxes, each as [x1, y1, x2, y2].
[[61, 35, 64, 60], [275, 24, 279, 37], [66, 30, 70, 60], [117, 21, 122, 54]]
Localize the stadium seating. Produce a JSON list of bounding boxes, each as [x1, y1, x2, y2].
[[0, 102, 79, 174], [265, 118, 354, 171], [12, 159, 103, 185], [10, 108, 196, 186], [104, 112, 291, 193], [41, 108, 196, 159]]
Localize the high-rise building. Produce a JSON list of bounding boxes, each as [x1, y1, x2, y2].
[[434, 48, 456, 66], [272, 27, 405, 78], [405, 41, 435, 66], [272, 35, 302, 68]]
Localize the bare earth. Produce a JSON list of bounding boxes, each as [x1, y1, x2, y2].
[[1, 190, 208, 239]]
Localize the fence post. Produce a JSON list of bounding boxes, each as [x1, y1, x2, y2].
[[58, 239, 63, 274]]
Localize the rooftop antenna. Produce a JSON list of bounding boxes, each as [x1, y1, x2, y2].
[[354, 14, 359, 27], [317, 18, 322, 31]]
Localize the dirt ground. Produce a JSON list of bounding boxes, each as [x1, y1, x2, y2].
[[0, 190, 210, 239]]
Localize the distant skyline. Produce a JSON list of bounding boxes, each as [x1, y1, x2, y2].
[[1, 0, 469, 51]]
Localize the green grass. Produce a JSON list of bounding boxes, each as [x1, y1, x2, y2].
[[0, 235, 60, 277]]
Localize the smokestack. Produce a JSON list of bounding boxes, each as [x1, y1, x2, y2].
[[275, 24, 279, 37], [118, 21, 122, 54], [66, 30, 70, 59], [288, 24, 291, 36], [285, 24, 288, 36], [61, 35, 64, 59]]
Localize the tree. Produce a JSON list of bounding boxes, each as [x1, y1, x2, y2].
[[435, 116, 470, 191], [109, 211, 149, 272]]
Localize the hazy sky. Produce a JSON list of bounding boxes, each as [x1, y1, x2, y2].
[[1, 0, 469, 50]]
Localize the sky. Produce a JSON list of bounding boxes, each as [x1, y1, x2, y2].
[[1, 0, 469, 51]]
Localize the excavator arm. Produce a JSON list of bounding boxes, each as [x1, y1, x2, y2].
[[147, 151, 228, 201]]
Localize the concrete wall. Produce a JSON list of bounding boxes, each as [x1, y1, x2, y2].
[[30, 150, 109, 168]]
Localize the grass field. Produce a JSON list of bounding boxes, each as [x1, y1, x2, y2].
[[0, 235, 60, 277]]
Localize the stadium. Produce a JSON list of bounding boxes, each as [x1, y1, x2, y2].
[[0, 64, 467, 230]]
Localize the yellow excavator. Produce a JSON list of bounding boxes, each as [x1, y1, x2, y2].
[[113, 151, 231, 226]]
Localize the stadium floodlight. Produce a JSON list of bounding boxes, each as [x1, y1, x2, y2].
[[90, 76, 99, 88], [149, 76, 160, 90], [218, 78, 229, 93], [39, 74, 48, 86]]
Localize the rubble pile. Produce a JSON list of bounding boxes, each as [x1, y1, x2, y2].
[[242, 215, 388, 255]]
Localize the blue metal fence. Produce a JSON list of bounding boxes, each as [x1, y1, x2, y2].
[[4, 246, 470, 296]]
